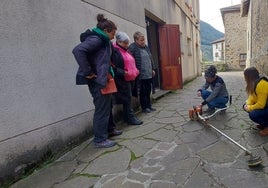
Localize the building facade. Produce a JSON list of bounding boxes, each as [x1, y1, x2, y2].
[[241, 0, 268, 75], [221, 4, 247, 70], [0, 0, 200, 182], [211, 37, 225, 62]]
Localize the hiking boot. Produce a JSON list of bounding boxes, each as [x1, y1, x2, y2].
[[94, 139, 116, 148], [108, 129, 123, 137], [259, 127, 268, 137]]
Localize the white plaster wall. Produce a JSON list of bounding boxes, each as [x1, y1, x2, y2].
[[0, 0, 105, 178], [0, 0, 94, 141]]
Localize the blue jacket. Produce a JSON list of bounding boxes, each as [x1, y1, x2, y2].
[[72, 29, 112, 87]]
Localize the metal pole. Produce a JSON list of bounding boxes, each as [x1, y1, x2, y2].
[[205, 121, 252, 155]]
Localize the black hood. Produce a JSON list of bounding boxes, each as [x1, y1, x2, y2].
[[80, 29, 95, 42], [79, 29, 108, 44]]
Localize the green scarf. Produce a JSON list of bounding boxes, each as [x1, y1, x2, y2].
[[92, 28, 114, 77], [92, 27, 109, 41]]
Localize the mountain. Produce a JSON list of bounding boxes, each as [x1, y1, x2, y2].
[[200, 20, 224, 61]]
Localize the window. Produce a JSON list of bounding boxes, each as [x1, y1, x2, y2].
[[187, 37, 192, 56], [239, 53, 247, 66], [239, 54, 247, 60]]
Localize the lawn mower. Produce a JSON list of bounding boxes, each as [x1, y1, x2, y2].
[[189, 95, 262, 167]]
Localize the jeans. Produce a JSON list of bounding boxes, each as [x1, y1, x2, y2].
[[201, 90, 228, 109], [88, 83, 114, 143], [249, 108, 268, 127]]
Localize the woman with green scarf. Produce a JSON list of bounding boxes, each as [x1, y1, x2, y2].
[[72, 14, 122, 148]]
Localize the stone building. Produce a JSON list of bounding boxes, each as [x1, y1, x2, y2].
[[241, 0, 268, 75], [211, 37, 225, 62], [221, 4, 247, 70], [0, 0, 201, 183]]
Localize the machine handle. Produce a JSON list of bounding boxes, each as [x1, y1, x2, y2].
[[229, 95, 232, 105]]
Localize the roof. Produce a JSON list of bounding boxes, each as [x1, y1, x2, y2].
[[211, 37, 225, 44], [220, 4, 242, 28], [220, 4, 241, 14]]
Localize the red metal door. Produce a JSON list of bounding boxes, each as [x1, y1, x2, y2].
[[158, 24, 182, 89]]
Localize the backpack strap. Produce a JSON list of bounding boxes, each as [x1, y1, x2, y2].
[[254, 76, 268, 93], [254, 76, 268, 107]]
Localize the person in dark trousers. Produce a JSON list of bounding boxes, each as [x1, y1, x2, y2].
[[197, 65, 229, 114], [112, 31, 143, 125], [129, 31, 156, 113], [243, 67, 268, 136], [72, 14, 122, 148]]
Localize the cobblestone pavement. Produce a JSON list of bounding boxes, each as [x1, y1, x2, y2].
[[10, 72, 268, 188]]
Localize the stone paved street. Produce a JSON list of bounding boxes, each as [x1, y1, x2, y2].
[[10, 71, 268, 188]]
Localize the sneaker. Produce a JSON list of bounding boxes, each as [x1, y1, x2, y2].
[[127, 117, 143, 125], [149, 107, 156, 111], [94, 139, 116, 148], [108, 129, 123, 137], [142, 108, 151, 113]]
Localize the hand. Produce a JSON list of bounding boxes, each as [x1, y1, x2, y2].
[[152, 70, 155, 77], [86, 74, 97, 79], [243, 104, 248, 112], [197, 91, 201, 97]]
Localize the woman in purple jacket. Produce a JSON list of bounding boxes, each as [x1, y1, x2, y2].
[[72, 14, 122, 148]]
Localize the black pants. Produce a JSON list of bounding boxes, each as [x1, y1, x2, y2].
[[139, 78, 152, 110], [88, 83, 115, 143]]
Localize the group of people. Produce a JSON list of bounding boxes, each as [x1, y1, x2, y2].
[[197, 65, 268, 137], [72, 14, 156, 148], [72, 13, 268, 148]]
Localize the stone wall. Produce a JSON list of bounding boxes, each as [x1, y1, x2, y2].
[[250, 0, 268, 75], [224, 10, 247, 70]]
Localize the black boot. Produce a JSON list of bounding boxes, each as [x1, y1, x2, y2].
[[123, 101, 143, 125]]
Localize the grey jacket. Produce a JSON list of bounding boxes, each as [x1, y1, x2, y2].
[[128, 42, 156, 74]]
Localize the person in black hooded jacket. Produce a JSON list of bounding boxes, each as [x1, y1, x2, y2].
[[72, 14, 122, 148]]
